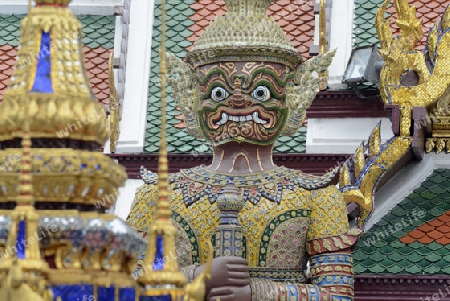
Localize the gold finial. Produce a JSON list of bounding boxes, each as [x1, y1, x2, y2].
[[319, 0, 328, 91], [109, 53, 120, 153], [16, 73, 33, 205], [157, 0, 171, 220], [138, 0, 212, 297], [137, 0, 186, 288]]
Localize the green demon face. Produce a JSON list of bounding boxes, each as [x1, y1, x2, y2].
[[196, 62, 292, 146]]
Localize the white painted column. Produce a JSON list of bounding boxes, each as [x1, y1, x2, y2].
[[327, 0, 355, 89], [115, 0, 155, 153], [114, 179, 143, 220]]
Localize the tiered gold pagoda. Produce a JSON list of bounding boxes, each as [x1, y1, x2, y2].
[[0, 0, 210, 300]]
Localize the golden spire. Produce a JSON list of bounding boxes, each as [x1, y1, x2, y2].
[[319, 0, 328, 91], [137, 0, 186, 289], [157, 0, 171, 221], [0, 42, 48, 274]]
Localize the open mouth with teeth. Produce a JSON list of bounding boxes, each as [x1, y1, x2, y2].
[[214, 111, 268, 126], [208, 108, 274, 130], [200, 106, 287, 145]]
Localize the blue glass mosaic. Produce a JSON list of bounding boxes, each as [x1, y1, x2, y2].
[[119, 287, 136, 301], [51, 284, 94, 301], [31, 31, 54, 93], [16, 220, 26, 259], [153, 234, 164, 270], [98, 286, 114, 301]]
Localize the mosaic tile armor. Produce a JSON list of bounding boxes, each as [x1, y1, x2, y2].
[[128, 166, 360, 300]]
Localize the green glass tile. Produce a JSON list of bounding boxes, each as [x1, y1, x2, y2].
[[386, 252, 406, 263], [434, 245, 449, 255], [368, 264, 388, 274], [386, 265, 405, 274], [420, 191, 437, 200], [434, 258, 450, 270], [370, 251, 386, 263], [414, 186, 427, 194], [352, 250, 368, 261], [389, 240, 405, 248], [404, 264, 423, 274], [399, 201, 419, 212], [360, 257, 377, 268], [407, 192, 420, 200], [383, 234, 400, 243], [429, 206, 447, 217], [390, 230, 408, 239], [408, 241, 426, 250], [397, 258, 414, 268], [425, 252, 443, 263], [353, 263, 368, 274], [437, 201, 450, 211], [397, 246, 414, 256], [415, 258, 432, 268], [429, 185, 446, 195], [442, 254, 450, 263], [407, 253, 427, 263], [423, 265, 441, 274], [421, 179, 438, 189], [378, 257, 395, 268]]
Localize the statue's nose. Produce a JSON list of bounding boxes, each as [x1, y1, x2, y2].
[[226, 93, 252, 108]]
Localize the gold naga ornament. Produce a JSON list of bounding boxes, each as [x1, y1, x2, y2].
[[0, 0, 211, 300], [376, 0, 450, 144], [339, 1, 450, 226]]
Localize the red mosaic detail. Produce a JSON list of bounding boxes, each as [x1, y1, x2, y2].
[[0, 44, 17, 102], [83, 45, 113, 106], [400, 210, 450, 245]]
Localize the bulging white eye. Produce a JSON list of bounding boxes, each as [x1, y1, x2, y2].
[[211, 87, 229, 102], [252, 86, 271, 102]]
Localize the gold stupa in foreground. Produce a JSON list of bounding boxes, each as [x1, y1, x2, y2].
[[0, 0, 210, 300]]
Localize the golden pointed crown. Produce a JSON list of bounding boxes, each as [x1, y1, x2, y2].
[[186, 0, 302, 69], [0, 0, 108, 145]]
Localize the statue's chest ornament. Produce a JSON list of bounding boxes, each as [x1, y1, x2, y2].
[[140, 165, 338, 206]]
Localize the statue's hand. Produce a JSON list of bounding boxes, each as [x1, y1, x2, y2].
[[207, 285, 252, 301], [194, 256, 250, 295]]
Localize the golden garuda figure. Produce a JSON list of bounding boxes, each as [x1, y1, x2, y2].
[[127, 0, 412, 300]]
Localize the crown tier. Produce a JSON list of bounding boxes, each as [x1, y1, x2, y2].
[[0, 6, 108, 146], [186, 0, 301, 69]]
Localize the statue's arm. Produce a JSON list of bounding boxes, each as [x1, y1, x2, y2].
[[249, 185, 360, 301], [249, 248, 355, 301]]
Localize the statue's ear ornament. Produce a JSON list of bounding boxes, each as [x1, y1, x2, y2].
[[282, 49, 337, 136], [166, 53, 204, 140]]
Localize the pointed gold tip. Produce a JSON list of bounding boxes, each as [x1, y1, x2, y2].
[[155, 0, 171, 220], [354, 144, 365, 179], [369, 123, 381, 159], [339, 163, 351, 187]]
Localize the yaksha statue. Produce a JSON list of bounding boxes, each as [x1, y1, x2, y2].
[[128, 0, 363, 300]]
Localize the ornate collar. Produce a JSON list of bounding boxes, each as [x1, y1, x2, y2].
[[140, 165, 338, 206]]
